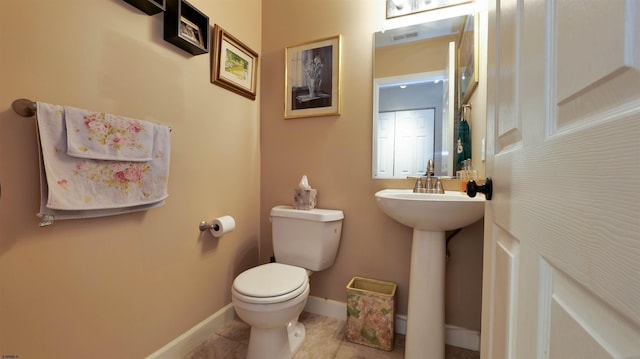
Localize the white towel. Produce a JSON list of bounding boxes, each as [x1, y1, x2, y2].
[[65, 105, 155, 161], [36, 102, 170, 223]]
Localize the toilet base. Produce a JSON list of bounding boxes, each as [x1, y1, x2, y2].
[[246, 320, 306, 359], [287, 320, 306, 354]]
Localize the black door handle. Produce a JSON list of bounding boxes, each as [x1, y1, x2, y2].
[[467, 177, 492, 200]]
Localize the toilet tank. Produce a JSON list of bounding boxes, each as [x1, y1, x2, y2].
[[270, 205, 344, 272]]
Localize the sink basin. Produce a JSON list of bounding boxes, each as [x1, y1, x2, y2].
[[374, 189, 485, 358], [375, 189, 485, 231]]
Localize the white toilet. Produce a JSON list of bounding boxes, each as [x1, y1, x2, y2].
[[231, 205, 344, 359]]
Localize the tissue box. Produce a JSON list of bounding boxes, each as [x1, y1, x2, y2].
[[293, 188, 317, 210], [346, 277, 397, 351]]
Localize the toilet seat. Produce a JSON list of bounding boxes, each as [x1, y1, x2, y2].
[[233, 263, 309, 304]]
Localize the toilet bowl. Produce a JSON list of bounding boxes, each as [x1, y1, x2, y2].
[[231, 206, 344, 359], [232, 263, 309, 359]]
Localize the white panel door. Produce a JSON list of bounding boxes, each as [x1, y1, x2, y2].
[[376, 111, 396, 178], [482, 1, 640, 358], [394, 109, 435, 177]]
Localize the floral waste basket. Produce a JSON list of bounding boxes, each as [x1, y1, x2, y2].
[[346, 276, 397, 351]]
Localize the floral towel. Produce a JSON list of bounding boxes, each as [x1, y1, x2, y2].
[[36, 102, 170, 217], [65, 105, 155, 162]]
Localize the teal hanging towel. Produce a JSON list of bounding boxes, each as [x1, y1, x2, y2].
[[456, 118, 472, 168]]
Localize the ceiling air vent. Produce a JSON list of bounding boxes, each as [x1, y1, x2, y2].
[[392, 31, 419, 42]]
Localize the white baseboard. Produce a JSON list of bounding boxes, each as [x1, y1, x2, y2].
[[304, 296, 480, 352], [445, 324, 480, 351], [303, 295, 347, 320], [145, 303, 236, 359], [146, 295, 480, 358], [395, 314, 407, 334]]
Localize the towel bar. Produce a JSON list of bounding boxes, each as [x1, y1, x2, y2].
[[11, 98, 171, 131]]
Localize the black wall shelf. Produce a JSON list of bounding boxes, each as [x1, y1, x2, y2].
[[163, 0, 209, 55], [123, 0, 165, 15]]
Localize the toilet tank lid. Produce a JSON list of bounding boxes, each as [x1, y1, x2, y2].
[[271, 205, 344, 221]]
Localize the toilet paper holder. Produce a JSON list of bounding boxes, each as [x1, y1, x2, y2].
[[199, 221, 219, 232], [199, 215, 236, 237]]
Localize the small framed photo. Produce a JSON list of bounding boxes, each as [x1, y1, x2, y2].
[[179, 17, 204, 47], [285, 35, 341, 119], [211, 24, 259, 101]]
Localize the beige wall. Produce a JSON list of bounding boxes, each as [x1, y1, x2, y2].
[[375, 35, 457, 78], [0, 0, 261, 357], [261, 0, 485, 330]]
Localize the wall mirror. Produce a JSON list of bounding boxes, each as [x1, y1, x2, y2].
[[372, 15, 469, 179]]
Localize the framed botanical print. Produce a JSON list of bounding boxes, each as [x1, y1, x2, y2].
[[211, 24, 259, 100]]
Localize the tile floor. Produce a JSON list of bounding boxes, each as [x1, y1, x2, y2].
[[183, 312, 480, 359]]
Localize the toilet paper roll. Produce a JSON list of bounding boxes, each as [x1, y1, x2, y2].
[[210, 215, 236, 238]]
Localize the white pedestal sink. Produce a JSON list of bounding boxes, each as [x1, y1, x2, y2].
[[374, 189, 485, 359]]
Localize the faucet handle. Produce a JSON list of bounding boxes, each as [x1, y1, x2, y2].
[[408, 176, 427, 193], [410, 176, 426, 193], [435, 179, 444, 194]]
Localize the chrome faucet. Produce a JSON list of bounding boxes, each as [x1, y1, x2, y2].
[[409, 160, 444, 194], [426, 159, 435, 177]]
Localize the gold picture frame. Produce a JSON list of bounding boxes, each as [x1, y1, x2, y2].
[[458, 13, 479, 106], [211, 24, 259, 101], [386, 0, 472, 19], [284, 35, 341, 119]]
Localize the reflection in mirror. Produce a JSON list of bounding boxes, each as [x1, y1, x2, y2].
[[372, 15, 468, 179]]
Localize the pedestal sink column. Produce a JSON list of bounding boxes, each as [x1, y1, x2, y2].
[[373, 189, 485, 359], [405, 229, 445, 359]]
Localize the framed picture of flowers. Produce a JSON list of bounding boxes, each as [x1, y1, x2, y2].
[[211, 24, 259, 100], [284, 35, 342, 119]]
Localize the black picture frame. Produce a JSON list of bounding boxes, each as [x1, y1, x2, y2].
[[163, 0, 209, 55], [122, 0, 165, 15]]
